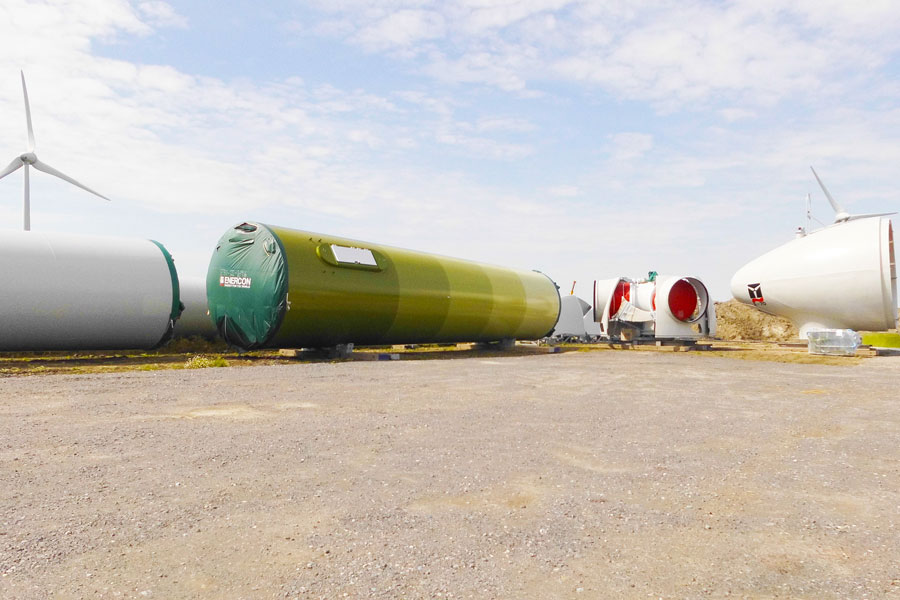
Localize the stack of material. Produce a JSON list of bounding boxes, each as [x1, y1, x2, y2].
[[714, 299, 798, 341]]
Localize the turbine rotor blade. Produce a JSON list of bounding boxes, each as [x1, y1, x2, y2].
[[810, 166, 845, 216], [846, 212, 897, 221], [31, 158, 111, 202], [21, 71, 35, 152], [0, 157, 24, 180]]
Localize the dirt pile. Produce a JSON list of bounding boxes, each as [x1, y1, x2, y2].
[[714, 299, 798, 341]]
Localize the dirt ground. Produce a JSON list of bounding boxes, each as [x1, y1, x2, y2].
[[714, 300, 799, 342], [1, 349, 899, 599]]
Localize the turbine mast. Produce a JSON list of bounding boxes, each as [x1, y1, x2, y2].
[[24, 164, 30, 231]]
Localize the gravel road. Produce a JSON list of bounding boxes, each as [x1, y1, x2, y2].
[[1, 351, 898, 599]]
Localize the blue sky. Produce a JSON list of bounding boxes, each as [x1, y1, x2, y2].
[[1, 0, 899, 300]]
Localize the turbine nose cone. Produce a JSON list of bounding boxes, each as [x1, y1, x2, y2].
[[730, 261, 758, 305], [20, 152, 36, 164]]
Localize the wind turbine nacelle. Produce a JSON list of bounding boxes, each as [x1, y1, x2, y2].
[[593, 275, 715, 340], [731, 217, 898, 338]]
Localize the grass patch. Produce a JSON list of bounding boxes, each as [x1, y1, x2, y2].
[[184, 355, 229, 369], [0, 337, 875, 378]]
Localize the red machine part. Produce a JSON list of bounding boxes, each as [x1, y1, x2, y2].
[[609, 279, 630, 317], [667, 279, 699, 322]]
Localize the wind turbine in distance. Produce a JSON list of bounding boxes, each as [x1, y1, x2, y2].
[[0, 71, 110, 231], [810, 166, 894, 223]]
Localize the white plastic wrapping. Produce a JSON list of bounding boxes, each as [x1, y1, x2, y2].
[[806, 329, 862, 356]]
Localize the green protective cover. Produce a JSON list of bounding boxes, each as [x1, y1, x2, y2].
[[206, 224, 288, 348], [207, 222, 561, 350], [149, 239, 183, 347]]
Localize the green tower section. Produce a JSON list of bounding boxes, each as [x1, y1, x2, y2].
[[207, 222, 560, 350]]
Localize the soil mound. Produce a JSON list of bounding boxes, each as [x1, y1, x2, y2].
[[714, 299, 798, 341]]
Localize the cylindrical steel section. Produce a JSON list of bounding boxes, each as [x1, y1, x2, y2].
[[0, 231, 181, 350], [633, 281, 656, 312], [660, 276, 709, 323], [173, 276, 218, 339], [592, 278, 621, 322], [206, 222, 561, 350]]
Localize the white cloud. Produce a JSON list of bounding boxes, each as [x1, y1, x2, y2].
[[456, 0, 573, 34], [434, 127, 533, 159], [421, 49, 529, 92], [304, 0, 900, 108], [544, 185, 579, 198], [474, 116, 535, 133], [137, 1, 187, 28], [608, 133, 654, 162], [718, 108, 757, 122], [356, 9, 446, 50]]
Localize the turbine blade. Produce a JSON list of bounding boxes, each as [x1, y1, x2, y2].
[[810, 166, 845, 216], [21, 71, 35, 152], [31, 159, 111, 202], [846, 212, 897, 221], [0, 157, 24, 180]]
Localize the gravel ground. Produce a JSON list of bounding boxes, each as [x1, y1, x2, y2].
[[1, 350, 898, 599]]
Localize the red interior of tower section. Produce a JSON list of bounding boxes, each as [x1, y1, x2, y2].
[[668, 279, 698, 321], [609, 280, 630, 317]]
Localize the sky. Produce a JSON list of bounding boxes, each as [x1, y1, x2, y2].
[[1, 0, 899, 301]]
